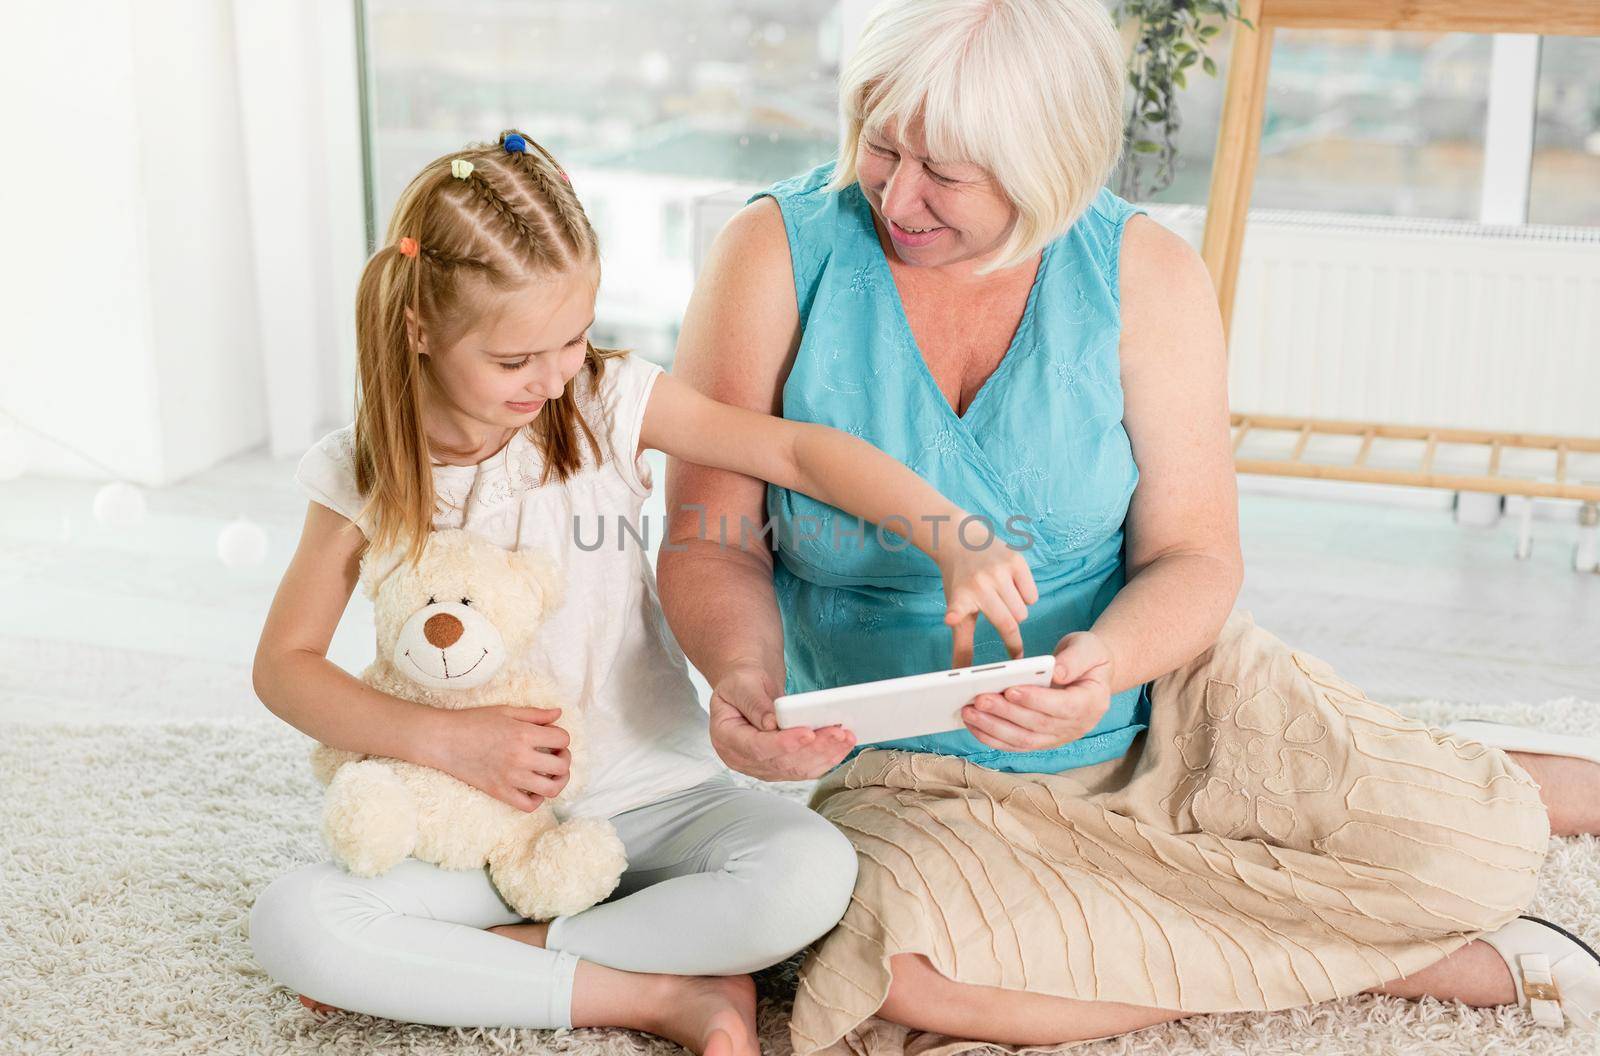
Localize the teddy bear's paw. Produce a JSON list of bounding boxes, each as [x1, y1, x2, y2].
[[323, 761, 419, 877], [495, 818, 628, 920], [532, 818, 629, 915]]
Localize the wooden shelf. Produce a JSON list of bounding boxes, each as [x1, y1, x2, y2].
[[1203, 0, 1599, 502], [1232, 413, 1600, 502]]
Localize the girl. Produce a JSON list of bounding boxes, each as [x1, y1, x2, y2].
[[248, 130, 1039, 1056]]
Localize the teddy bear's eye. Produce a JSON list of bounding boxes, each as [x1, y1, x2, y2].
[[460, 597, 471, 606], [426, 595, 436, 606]]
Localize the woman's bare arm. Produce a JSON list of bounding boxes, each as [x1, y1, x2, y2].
[[1091, 214, 1244, 692], [252, 502, 567, 811], [657, 199, 792, 692], [656, 198, 855, 780]]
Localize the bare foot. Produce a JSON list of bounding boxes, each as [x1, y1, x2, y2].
[[298, 994, 343, 1017], [641, 975, 758, 1056]]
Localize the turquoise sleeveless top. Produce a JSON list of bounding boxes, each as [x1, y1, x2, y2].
[[752, 161, 1151, 774]]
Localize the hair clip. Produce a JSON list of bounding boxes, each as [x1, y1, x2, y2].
[[502, 133, 528, 154], [450, 158, 474, 180], [398, 237, 419, 258]]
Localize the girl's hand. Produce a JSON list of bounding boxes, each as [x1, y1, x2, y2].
[[938, 537, 1040, 668], [426, 705, 573, 811], [962, 630, 1114, 752], [709, 663, 856, 781]]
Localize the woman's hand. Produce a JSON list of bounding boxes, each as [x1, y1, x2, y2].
[[709, 663, 857, 781], [962, 630, 1115, 752], [938, 537, 1040, 668], [423, 705, 573, 812]]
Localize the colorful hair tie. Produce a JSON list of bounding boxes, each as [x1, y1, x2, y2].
[[558, 169, 570, 184], [398, 237, 419, 258], [450, 158, 474, 180], [502, 133, 528, 154]]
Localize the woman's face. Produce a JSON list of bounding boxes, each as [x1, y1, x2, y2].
[[855, 116, 1016, 270]]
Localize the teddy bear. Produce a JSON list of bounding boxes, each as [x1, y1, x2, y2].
[[309, 528, 627, 920]]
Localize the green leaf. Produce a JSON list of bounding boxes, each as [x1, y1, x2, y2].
[[1173, 70, 1188, 89], [1173, 42, 1193, 54], [1203, 56, 1218, 76], [1133, 140, 1161, 153], [1199, 23, 1221, 37]]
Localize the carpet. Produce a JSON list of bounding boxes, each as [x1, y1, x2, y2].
[[5, 698, 1599, 1055]]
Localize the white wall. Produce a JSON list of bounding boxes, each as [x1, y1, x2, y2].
[[134, 1, 268, 483], [311, 3, 368, 435], [233, 0, 367, 459], [0, 0, 363, 484], [0, 3, 171, 483]]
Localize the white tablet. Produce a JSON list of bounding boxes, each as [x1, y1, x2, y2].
[[774, 655, 1057, 745]]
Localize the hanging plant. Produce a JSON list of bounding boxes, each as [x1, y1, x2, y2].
[[1111, 0, 1254, 201]]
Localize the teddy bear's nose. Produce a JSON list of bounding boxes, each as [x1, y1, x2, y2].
[[424, 612, 464, 649]]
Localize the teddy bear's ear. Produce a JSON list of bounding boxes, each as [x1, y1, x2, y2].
[[506, 548, 566, 620]]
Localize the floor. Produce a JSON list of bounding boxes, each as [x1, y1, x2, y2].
[[2, 448, 1596, 727]]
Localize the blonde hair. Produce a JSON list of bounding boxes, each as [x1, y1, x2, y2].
[[353, 129, 624, 564], [830, 0, 1126, 274]]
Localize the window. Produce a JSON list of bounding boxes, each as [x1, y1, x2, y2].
[[1529, 35, 1600, 226], [360, 4, 1598, 357], [360, 0, 842, 363], [1119, 27, 1494, 221]]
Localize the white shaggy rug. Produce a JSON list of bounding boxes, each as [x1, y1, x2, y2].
[[6, 699, 1600, 1056]]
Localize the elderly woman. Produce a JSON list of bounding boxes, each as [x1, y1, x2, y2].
[[658, 0, 1600, 1052]]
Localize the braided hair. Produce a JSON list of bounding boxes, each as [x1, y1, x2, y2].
[[351, 129, 620, 564]]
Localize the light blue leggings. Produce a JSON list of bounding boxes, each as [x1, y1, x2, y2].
[[248, 775, 858, 1028]]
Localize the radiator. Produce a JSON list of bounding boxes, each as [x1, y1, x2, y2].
[[1146, 205, 1600, 438]]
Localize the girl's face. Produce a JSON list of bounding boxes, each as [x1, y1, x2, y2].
[[855, 116, 1016, 270], [422, 268, 596, 433]]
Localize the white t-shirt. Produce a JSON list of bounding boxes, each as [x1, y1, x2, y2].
[[296, 354, 724, 819]]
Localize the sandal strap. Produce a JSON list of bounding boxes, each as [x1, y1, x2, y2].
[[1518, 953, 1567, 1028]]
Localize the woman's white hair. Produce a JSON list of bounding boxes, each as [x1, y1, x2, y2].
[[830, 0, 1126, 274]]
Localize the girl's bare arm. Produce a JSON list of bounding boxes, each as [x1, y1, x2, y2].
[[252, 502, 566, 811], [641, 369, 1037, 660]]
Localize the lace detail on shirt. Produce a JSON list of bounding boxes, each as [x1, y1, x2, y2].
[[819, 345, 867, 396], [926, 425, 963, 458], [1002, 447, 1054, 524], [466, 470, 535, 515], [1052, 359, 1086, 393], [1059, 276, 1094, 324], [846, 263, 877, 295]]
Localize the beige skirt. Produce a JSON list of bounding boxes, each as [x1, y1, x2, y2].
[[790, 611, 1550, 1056]]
